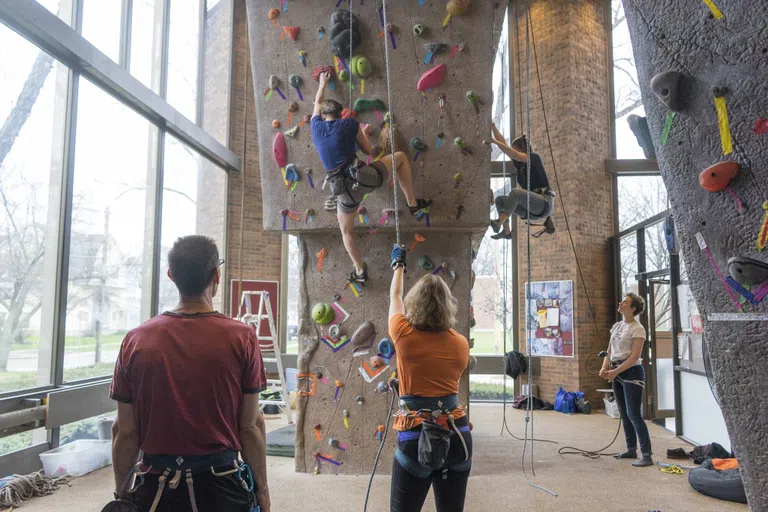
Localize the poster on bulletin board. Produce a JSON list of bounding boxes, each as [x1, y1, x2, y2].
[[230, 280, 280, 340], [524, 280, 574, 358]]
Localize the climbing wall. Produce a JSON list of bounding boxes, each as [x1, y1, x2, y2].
[[244, 1, 503, 475], [623, 1, 768, 507]]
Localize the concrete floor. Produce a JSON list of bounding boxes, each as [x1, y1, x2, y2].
[[24, 404, 745, 511]]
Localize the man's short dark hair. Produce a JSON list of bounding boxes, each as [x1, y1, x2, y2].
[[626, 292, 645, 316], [321, 99, 343, 118], [168, 236, 220, 297]]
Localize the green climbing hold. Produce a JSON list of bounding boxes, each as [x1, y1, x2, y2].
[[419, 256, 435, 271], [350, 55, 373, 78], [289, 74, 302, 88], [353, 98, 386, 113], [312, 303, 335, 325], [410, 137, 427, 151], [338, 69, 350, 82], [284, 125, 299, 137]]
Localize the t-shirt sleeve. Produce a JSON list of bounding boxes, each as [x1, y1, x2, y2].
[[344, 118, 360, 137], [629, 322, 647, 340], [388, 313, 412, 343], [243, 330, 268, 394], [109, 336, 132, 403]]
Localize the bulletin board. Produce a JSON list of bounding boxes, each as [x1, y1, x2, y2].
[[524, 280, 574, 358]]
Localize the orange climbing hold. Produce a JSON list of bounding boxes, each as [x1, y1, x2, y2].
[[699, 161, 738, 193], [409, 233, 426, 252], [316, 248, 327, 272], [281, 25, 300, 41]]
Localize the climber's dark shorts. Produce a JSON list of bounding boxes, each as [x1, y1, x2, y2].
[[327, 161, 386, 215]]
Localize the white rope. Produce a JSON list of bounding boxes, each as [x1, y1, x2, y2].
[[348, 0, 353, 110], [0, 471, 71, 507], [381, 0, 400, 246]]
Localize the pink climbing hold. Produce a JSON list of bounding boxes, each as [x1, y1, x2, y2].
[[754, 118, 768, 135], [273, 132, 288, 168], [416, 63, 446, 91]]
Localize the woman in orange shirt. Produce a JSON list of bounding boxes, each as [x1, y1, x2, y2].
[[388, 245, 471, 512]]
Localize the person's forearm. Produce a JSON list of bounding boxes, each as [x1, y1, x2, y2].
[[112, 431, 140, 491], [601, 357, 610, 371], [390, 267, 404, 300], [314, 83, 326, 107], [496, 142, 526, 162], [241, 413, 269, 504], [613, 355, 640, 375]]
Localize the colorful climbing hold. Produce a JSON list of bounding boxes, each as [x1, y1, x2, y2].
[[284, 125, 299, 137], [353, 98, 386, 113], [651, 71, 682, 111], [754, 118, 768, 135], [413, 24, 425, 36], [272, 119, 281, 129], [699, 161, 738, 193], [447, 0, 471, 16], [330, 9, 361, 58], [341, 107, 357, 119], [410, 137, 427, 151], [350, 55, 373, 78], [273, 132, 287, 168], [454, 173, 463, 188], [282, 25, 300, 41], [312, 65, 336, 82], [713, 88, 733, 155], [759, 201, 768, 252], [419, 255, 435, 271], [298, 49, 307, 67], [312, 303, 335, 325], [728, 256, 768, 286], [409, 233, 426, 252], [417, 63, 446, 91]]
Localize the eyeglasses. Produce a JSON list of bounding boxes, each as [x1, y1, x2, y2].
[[217, 258, 225, 267]]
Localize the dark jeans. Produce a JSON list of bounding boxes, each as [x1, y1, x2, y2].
[[390, 420, 472, 512], [612, 364, 652, 455], [130, 471, 256, 512]]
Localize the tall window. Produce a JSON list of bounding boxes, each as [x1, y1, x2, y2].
[[0, 27, 67, 392], [611, 0, 646, 159], [130, 0, 165, 93], [81, 0, 122, 63], [167, 0, 201, 122], [63, 78, 154, 382]]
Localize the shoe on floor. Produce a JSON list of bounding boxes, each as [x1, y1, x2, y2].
[[490, 219, 501, 233], [409, 198, 433, 215], [633, 455, 654, 467], [615, 450, 638, 459], [350, 263, 368, 285]]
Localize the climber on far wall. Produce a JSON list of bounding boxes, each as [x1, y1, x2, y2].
[[311, 71, 432, 286], [488, 123, 555, 239]]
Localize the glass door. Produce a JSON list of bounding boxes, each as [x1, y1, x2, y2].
[[647, 279, 676, 429]]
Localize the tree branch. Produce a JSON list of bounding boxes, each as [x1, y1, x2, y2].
[[615, 98, 644, 119], [0, 52, 55, 168]]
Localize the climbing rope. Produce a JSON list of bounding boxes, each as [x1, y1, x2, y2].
[[0, 471, 71, 507], [348, 0, 354, 111], [381, 0, 400, 246], [362, 386, 396, 512]]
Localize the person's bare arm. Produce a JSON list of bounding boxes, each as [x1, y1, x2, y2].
[[389, 267, 405, 321], [112, 402, 140, 492], [490, 138, 528, 162], [356, 124, 374, 155], [607, 338, 644, 379], [599, 345, 611, 378], [491, 122, 506, 143], [239, 394, 270, 512], [313, 72, 331, 118]]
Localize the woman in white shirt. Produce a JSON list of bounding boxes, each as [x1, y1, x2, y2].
[[600, 292, 653, 467]]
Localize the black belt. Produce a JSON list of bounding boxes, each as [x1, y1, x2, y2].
[[142, 450, 239, 475], [610, 359, 627, 369]]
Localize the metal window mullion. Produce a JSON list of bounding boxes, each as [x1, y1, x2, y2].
[[606, 0, 617, 159], [74, 0, 83, 33], [160, 0, 171, 99], [149, 131, 166, 318], [119, 0, 133, 68], [195, 0, 206, 126], [224, 0, 234, 148]]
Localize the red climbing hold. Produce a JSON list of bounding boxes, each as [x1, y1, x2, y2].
[[273, 132, 288, 168], [342, 108, 357, 119], [313, 65, 336, 82], [699, 161, 739, 193], [416, 63, 446, 91], [283, 26, 300, 41], [754, 118, 768, 135]]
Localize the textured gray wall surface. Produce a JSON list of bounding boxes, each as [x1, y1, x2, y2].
[[623, 1, 768, 508], [245, 1, 502, 475], [245, 0, 502, 232], [293, 231, 472, 475]]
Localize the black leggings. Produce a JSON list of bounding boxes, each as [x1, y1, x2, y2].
[[390, 459, 470, 512], [390, 421, 472, 512]]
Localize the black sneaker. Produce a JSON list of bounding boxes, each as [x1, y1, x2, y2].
[[409, 198, 433, 215], [350, 263, 368, 285], [491, 231, 513, 240], [633, 455, 654, 467]]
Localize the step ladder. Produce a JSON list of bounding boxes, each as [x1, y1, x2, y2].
[[238, 290, 293, 424]]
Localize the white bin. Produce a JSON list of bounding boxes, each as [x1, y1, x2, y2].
[[603, 398, 620, 419], [40, 440, 112, 478]]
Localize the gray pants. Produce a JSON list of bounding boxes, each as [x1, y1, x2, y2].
[[495, 188, 552, 220], [329, 162, 385, 214]]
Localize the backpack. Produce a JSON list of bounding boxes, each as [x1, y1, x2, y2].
[[575, 391, 592, 414]]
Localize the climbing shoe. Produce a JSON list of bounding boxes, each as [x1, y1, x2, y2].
[[490, 219, 502, 233], [324, 196, 338, 211], [409, 198, 433, 215], [633, 455, 654, 467], [491, 231, 513, 240], [615, 450, 638, 459], [627, 114, 657, 160], [350, 263, 368, 286]]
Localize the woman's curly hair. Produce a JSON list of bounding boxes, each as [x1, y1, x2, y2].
[[404, 274, 458, 332]]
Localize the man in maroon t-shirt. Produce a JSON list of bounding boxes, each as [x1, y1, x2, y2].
[[110, 236, 270, 512]]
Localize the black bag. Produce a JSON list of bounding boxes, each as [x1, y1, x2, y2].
[[504, 351, 527, 379], [575, 393, 592, 414], [418, 421, 452, 470]]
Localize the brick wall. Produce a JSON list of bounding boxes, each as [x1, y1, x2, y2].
[[225, 0, 284, 311], [513, 0, 614, 404]]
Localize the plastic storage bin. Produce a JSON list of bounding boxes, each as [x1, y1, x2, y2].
[[40, 440, 112, 477], [603, 397, 620, 419]]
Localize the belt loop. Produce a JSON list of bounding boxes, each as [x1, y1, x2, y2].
[[186, 469, 200, 512], [148, 469, 170, 512]]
